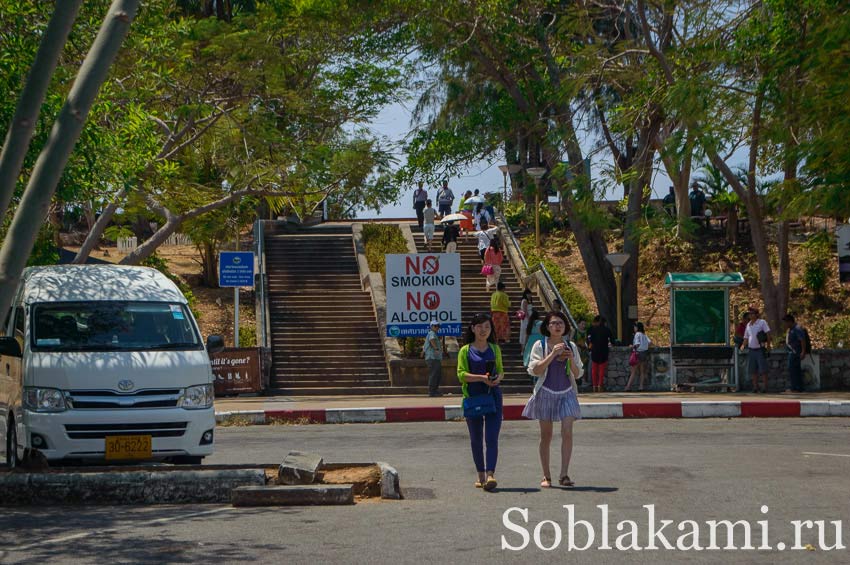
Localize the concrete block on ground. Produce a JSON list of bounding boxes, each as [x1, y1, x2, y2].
[[682, 401, 741, 418], [444, 405, 463, 420], [232, 485, 354, 507], [377, 462, 402, 500], [0, 469, 265, 506], [278, 451, 323, 485]]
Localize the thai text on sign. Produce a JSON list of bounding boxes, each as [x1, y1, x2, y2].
[[385, 253, 462, 337]]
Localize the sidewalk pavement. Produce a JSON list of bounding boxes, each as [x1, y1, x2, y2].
[[214, 391, 850, 425]]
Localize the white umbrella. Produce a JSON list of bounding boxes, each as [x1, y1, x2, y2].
[[465, 195, 486, 204], [439, 213, 468, 223]]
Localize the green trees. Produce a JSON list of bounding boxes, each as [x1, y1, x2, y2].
[[391, 0, 849, 337], [1, 0, 406, 287], [0, 0, 141, 316]]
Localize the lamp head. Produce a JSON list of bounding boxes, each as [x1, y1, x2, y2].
[[526, 167, 547, 179], [605, 252, 631, 269]]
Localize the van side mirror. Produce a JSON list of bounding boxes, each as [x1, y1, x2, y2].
[[0, 336, 22, 358], [206, 335, 225, 354]]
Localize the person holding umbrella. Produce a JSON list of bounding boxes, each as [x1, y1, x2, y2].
[[441, 218, 462, 253]]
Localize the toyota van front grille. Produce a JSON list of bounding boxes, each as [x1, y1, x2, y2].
[[65, 389, 182, 409], [64, 422, 188, 439]]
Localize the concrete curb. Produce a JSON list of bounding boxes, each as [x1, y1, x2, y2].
[[0, 469, 265, 506], [216, 400, 850, 426]]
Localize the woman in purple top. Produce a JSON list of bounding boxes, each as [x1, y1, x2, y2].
[[523, 311, 582, 488]]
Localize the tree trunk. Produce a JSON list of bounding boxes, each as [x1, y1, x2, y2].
[[0, 0, 141, 317], [726, 206, 738, 244], [73, 190, 125, 263], [0, 0, 83, 221], [48, 202, 63, 247], [544, 155, 617, 327], [201, 241, 218, 287], [119, 216, 182, 265], [621, 125, 658, 344], [82, 201, 96, 231]]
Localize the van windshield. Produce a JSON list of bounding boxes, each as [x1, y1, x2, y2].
[[31, 302, 201, 352]]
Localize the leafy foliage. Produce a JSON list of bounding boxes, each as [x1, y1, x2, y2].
[[825, 318, 850, 349], [362, 223, 408, 279], [801, 232, 832, 298]]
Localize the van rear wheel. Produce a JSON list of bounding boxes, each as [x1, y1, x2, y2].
[[6, 419, 19, 468]]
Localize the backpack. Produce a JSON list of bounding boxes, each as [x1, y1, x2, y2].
[[799, 326, 812, 354]]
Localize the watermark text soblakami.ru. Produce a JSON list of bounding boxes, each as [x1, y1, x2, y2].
[[501, 505, 846, 552]]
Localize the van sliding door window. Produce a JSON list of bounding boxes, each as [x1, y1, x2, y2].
[[31, 302, 201, 352]]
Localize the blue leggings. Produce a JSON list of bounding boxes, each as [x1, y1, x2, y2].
[[466, 388, 503, 473]]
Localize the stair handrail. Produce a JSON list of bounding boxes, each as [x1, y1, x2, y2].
[[497, 212, 528, 272], [253, 218, 270, 350], [494, 211, 578, 335], [536, 262, 579, 332]]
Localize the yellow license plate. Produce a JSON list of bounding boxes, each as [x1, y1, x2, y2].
[[105, 435, 152, 460]]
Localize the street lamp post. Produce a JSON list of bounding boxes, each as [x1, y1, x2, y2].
[[605, 252, 631, 343], [497, 164, 523, 207], [526, 167, 547, 249]]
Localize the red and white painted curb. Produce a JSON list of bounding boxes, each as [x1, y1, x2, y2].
[[216, 400, 850, 425]]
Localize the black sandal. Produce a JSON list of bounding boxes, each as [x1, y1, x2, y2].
[[559, 475, 574, 487]]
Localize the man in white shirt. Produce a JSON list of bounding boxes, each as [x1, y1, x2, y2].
[[422, 199, 438, 251], [742, 307, 771, 393], [436, 180, 455, 216]]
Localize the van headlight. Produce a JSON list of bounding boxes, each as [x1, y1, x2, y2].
[[180, 384, 213, 409], [24, 387, 67, 412]]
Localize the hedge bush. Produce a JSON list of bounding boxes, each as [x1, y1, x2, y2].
[[362, 224, 408, 279]]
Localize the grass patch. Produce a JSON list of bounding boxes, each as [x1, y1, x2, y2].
[[362, 224, 408, 279], [217, 415, 260, 427]]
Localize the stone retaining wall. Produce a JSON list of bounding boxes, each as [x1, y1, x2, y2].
[[594, 347, 849, 392]]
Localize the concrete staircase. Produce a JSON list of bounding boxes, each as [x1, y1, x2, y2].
[[411, 225, 533, 393], [264, 224, 392, 394]]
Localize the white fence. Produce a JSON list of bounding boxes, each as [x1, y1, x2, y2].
[[117, 237, 138, 253], [165, 233, 192, 246]]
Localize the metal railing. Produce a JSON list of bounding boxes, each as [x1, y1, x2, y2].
[[253, 219, 270, 349], [495, 211, 578, 335], [537, 262, 579, 332], [497, 212, 528, 271]]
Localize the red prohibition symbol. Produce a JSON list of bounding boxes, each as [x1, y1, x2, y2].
[[423, 291, 440, 310], [423, 256, 440, 275]]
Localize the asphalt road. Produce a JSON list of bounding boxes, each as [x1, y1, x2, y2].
[[1, 418, 849, 564]]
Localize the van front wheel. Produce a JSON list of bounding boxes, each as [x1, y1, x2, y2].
[[6, 419, 19, 468]]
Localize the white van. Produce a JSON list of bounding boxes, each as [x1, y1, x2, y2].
[[0, 265, 222, 467]]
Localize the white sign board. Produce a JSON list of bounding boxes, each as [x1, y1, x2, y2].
[[838, 224, 850, 284], [385, 253, 462, 337]]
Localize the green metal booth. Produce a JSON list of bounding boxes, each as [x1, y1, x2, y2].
[[664, 272, 745, 391]]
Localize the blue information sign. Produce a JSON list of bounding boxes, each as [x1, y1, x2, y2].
[[219, 252, 255, 288]]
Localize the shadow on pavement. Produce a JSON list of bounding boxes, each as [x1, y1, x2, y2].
[[556, 485, 618, 493]]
